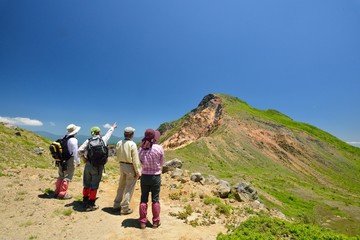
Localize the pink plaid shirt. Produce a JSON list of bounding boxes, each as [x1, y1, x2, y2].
[[139, 144, 165, 175]]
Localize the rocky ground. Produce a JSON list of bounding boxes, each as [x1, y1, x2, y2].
[[0, 163, 278, 240], [0, 167, 222, 240]]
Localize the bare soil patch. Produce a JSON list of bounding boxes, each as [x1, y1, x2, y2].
[[0, 167, 227, 240]]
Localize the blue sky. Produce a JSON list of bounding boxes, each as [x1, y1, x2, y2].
[[0, 0, 359, 146]]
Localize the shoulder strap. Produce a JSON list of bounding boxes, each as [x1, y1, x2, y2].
[[100, 137, 106, 145], [63, 135, 74, 140]]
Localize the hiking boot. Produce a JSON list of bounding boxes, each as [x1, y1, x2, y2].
[[120, 208, 133, 215], [57, 194, 72, 200], [85, 199, 99, 212], [140, 223, 146, 230], [85, 204, 99, 212], [112, 207, 121, 214], [63, 195, 72, 200], [152, 222, 161, 229], [82, 197, 89, 208]]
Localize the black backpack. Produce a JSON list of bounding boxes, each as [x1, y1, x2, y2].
[[49, 135, 73, 166], [86, 137, 109, 166]]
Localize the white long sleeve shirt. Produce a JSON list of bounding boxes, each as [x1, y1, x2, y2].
[[67, 137, 80, 165], [78, 127, 115, 158]]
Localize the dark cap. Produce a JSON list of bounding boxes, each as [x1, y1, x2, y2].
[[154, 130, 160, 142], [144, 129, 155, 139]]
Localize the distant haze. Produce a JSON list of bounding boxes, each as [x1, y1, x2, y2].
[[35, 131, 142, 144]]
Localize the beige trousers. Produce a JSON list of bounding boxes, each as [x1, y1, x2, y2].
[[113, 163, 137, 212]]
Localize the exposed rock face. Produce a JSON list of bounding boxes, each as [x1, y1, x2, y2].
[[162, 94, 223, 150]]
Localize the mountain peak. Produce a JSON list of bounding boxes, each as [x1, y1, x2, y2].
[[193, 93, 222, 111], [157, 93, 360, 236], [161, 94, 223, 150]]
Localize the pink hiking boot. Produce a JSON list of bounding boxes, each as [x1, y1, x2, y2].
[[139, 202, 148, 229], [152, 202, 161, 228]]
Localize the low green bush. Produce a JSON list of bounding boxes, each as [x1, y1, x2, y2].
[[217, 216, 359, 240]]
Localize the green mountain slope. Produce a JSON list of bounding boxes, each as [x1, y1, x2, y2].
[[0, 123, 53, 172], [160, 93, 360, 236]]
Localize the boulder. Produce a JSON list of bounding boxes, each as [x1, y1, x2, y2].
[[204, 175, 219, 185], [162, 158, 183, 173], [231, 182, 258, 201], [171, 168, 184, 178], [190, 172, 205, 184], [33, 147, 44, 155], [217, 180, 231, 198], [217, 185, 231, 198]]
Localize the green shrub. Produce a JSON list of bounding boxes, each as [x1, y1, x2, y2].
[[173, 204, 194, 220], [217, 216, 359, 240], [169, 191, 181, 200], [203, 196, 232, 216]]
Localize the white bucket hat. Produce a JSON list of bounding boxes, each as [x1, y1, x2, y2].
[[66, 124, 81, 136]]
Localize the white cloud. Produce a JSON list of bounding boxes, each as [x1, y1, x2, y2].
[[49, 121, 56, 126], [346, 141, 360, 146], [103, 123, 112, 129], [0, 116, 43, 126]]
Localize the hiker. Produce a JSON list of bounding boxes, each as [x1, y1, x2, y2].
[[78, 122, 117, 211], [138, 129, 165, 229], [54, 124, 81, 199], [113, 127, 142, 215]]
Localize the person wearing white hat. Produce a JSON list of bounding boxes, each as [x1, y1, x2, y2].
[[54, 124, 81, 199]]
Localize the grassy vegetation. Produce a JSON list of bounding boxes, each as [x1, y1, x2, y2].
[[203, 196, 232, 216], [177, 204, 194, 220], [0, 123, 53, 173], [219, 94, 360, 157], [52, 207, 73, 217], [220, 95, 360, 230], [163, 94, 360, 237], [217, 216, 360, 240], [166, 136, 360, 229], [0, 123, 120, 176]]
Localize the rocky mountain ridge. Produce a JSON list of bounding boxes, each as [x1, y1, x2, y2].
[[158, 93, 360, 236]]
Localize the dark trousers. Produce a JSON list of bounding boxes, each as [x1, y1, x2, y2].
[[140, 174, 161, 203], [83, 161, 104, 190]]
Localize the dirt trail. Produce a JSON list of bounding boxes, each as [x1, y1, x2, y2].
[[0, 168, 226, 240]]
